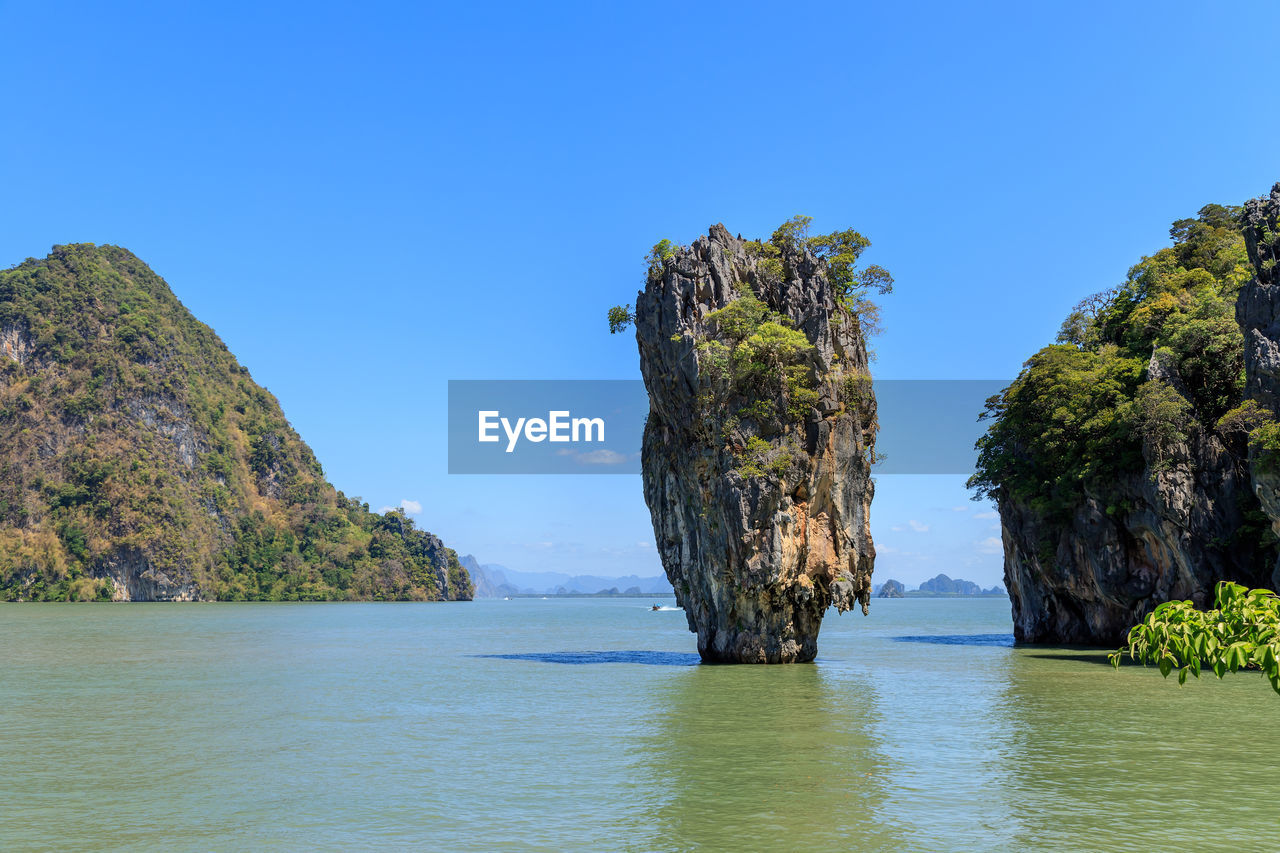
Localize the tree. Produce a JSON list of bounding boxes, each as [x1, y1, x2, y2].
[[608, 304, 634, 334], [1056, 289, 1118, 348], [770, 215, 813, 248], [1132, 378, 1192, 472], [611, 218, 893, 338], [1111, 582, 1280, 694]]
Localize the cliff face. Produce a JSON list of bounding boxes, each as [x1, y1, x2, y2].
[[977, 200, 1277, 644], [1239, 184, 1280, 562], [998, 427, 1268, 643], [635, 224, 876, 663], [0, 244, 472, 602]]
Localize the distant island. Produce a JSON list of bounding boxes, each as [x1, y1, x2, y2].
[[461, 555, 673, 598], [874, 574, 1005, 598]]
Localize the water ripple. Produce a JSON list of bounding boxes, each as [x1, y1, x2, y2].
[[892, 633, 1015, 647], [473, 650, 701, 666]]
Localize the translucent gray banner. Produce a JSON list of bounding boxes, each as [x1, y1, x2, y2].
[[447, 379, 1008, 475]]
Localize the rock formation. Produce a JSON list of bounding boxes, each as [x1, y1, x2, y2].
[[1239, 183, 1280, 572], [996, 439, 1268, 642], [916, 573, 992, 595], [981, 194, 1279, 643], [0, 244, 472, 601], [877, 579, 905, 598], [634, 224, 877, 663]]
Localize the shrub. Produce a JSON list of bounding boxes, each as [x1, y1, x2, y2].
[[1111, 581, 1280, 693]]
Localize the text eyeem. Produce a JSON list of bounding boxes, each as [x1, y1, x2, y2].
[[477, 410, 605, 452]]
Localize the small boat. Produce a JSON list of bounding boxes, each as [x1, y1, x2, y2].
[[651, 604, 661, 611]]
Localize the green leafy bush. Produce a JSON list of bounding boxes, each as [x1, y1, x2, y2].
[[1110, 581, 1280, 693], [702, 289, 817, 431]]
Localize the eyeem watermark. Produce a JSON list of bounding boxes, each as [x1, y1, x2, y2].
[[478, 410, 605, 452], [449, 380, 642, 474], [448, 378, 1010, 475]]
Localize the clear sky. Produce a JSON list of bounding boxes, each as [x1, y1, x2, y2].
[[3, 1, 1280, 588]]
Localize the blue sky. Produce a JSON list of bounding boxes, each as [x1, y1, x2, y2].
[[3, 1, 1279, 587]]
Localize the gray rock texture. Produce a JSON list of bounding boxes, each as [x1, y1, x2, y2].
[[1239, 184, 1280, 574], [1240, 184, 1280, 415], [998, 430, 1267, 643], [634, 224, 877, 663], [98, 546, 202, 601]]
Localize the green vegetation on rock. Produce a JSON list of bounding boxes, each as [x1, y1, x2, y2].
[[700, 288, 819, 436], [746, 215, 893, 336], [609, 217, 889, 482], [969, 204, 1260, 521], [0, 244, 472, 601]]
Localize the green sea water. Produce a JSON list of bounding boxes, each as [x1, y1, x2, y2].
[[2, 597, 1277, 852]]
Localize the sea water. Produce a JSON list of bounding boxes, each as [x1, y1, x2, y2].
[[2, 598, 1277, 851]]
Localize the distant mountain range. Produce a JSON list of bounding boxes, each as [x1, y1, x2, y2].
[[459, 555, 674, 598], [459, 557, 1001, 601], [873, 573, 1005, 597]]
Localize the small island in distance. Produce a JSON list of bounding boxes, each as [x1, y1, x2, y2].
[[462, 555, 675, 598], [464, 555, 1003, 601], [875, 574, 1005, 598]]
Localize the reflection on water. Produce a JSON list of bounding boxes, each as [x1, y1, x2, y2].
[[634, 665, 908, 852], [2, 598, 1280, 851]]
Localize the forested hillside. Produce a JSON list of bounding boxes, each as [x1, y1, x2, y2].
[[0, 244, 471, 601]]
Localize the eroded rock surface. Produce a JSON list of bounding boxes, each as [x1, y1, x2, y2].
[[998, 429, 1267, 643], [1240, 183, 1280, 579], [634, 224, 877, 663]]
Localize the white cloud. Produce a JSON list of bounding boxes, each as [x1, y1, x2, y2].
[[377, 499, 423, 516], [636, 541, 651, 549], [977, 536, 1003, 554], [557, 449, 630, 465], [974, 511, 998, 520], [951, 505, 969, 512], [908, 519, 930, 533]]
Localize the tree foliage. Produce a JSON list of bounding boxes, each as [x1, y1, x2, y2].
[[607, 304, 634, 335], [607, 219, 886, 476], [970, 204, 1253, 518], [702, 289, 818, 434], [748, 215, 894, 317], [611, 218, 893, 338], [1110, 582, 1280, 694]]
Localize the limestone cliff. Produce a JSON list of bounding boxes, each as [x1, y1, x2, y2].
[[1239, 183, 1280, 566], [996, 427, 1268, 643], [976, 198, 1277, 643], [634, 224, 877, 663], [0, 244, 472, 602]]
